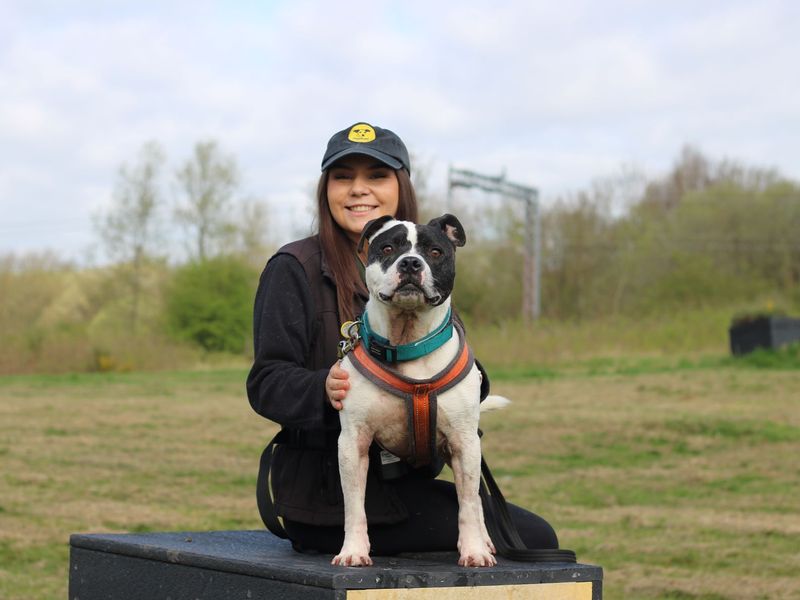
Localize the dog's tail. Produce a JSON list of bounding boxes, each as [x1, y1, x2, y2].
[[480, 395, 511, 412]]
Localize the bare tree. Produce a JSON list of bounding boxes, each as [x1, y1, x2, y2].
[[174, 141, 239, 261], [237, 197, 272, 266], [94, 141, 165, 333], [640, 145, 712, 213]]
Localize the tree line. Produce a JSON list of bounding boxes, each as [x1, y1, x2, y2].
[[442, 146, 800, 324], [2, 140, 271, 374], [1, 143, 798, 374]]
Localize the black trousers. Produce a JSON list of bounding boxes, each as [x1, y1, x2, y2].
[[284, 478, 559, 555]]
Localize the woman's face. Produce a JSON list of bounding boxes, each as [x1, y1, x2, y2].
[[327, 154, 399, 243]]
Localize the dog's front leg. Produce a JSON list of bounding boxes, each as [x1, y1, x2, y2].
[[332, 427, 373, 566], [450, 429, 497, 567]]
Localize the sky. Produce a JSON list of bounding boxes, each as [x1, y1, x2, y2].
[[2, 1, 798, 263]]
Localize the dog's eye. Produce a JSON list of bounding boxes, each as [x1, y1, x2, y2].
[[382, 245, 393, 255], [429, 248, 443, 259]]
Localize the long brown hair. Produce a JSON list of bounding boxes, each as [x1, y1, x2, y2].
[[317, 168, 418, 321]]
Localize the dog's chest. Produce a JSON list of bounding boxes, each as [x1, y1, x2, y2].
[[340, 338, 480, 459]]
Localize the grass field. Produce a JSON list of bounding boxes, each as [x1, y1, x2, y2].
[[1, 355, 799, 599]]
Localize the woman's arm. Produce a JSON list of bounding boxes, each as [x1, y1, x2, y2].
[[246, 254, 333, 429]]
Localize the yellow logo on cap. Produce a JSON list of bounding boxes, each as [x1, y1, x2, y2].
[[348, 124, 376, 143]]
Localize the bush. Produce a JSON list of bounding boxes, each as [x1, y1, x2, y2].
[[165, 256, 257, 353]]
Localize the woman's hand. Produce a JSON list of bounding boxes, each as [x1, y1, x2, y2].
[[326, 361, 350, 410]]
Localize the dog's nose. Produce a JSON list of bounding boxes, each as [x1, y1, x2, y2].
[[398, 256, 423, 274]]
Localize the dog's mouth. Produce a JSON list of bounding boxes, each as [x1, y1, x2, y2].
[[379, 281, 442, 305], [396, 281, 422, 295]]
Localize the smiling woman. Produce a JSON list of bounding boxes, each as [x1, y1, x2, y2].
[[316, 124, 418, 323], [245, 121, 560, 562], [326, 156, 399, 242]]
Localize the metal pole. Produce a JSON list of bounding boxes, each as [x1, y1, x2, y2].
[[447, 167, 542, 322], [533, 190, 541, 320], [523, 195, 534, 323], [446, 165, 453, 213]]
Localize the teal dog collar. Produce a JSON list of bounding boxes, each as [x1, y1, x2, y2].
[[359, 307, 453, 363]]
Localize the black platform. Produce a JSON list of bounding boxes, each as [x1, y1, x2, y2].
[[69, 530, 602, 599]]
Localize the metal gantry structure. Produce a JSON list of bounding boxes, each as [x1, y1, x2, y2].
[[447, 166, 541, 323]]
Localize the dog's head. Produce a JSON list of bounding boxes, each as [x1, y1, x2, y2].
[[358, 214, 466, 310]]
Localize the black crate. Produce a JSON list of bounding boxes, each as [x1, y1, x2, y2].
[[729, 316, 800, 356]]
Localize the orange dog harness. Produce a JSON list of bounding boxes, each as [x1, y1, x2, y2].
[[347, 321, 474, 467]]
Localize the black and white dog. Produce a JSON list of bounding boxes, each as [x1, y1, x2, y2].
[[333, 214, 508, 568]]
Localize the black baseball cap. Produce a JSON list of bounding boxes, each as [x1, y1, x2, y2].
[[321, 122, 411, 173]]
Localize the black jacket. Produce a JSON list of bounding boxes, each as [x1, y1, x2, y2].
[[246, 235, 411, 526]]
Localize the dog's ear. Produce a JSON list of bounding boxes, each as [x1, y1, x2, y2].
[[428, 214, 466, 248], [357, 215, 395, 254]]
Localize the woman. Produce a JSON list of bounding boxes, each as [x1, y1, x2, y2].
[[246, 121, 559, 555]]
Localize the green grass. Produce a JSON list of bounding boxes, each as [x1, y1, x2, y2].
[[484, 344, 800, 381], [465, 302, 800, 380], [1, 354, 799, 599]]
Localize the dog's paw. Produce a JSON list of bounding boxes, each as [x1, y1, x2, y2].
[[458, 547, 497, 567], [332, 549, 373, 567], [485, 537, 496, 554]]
